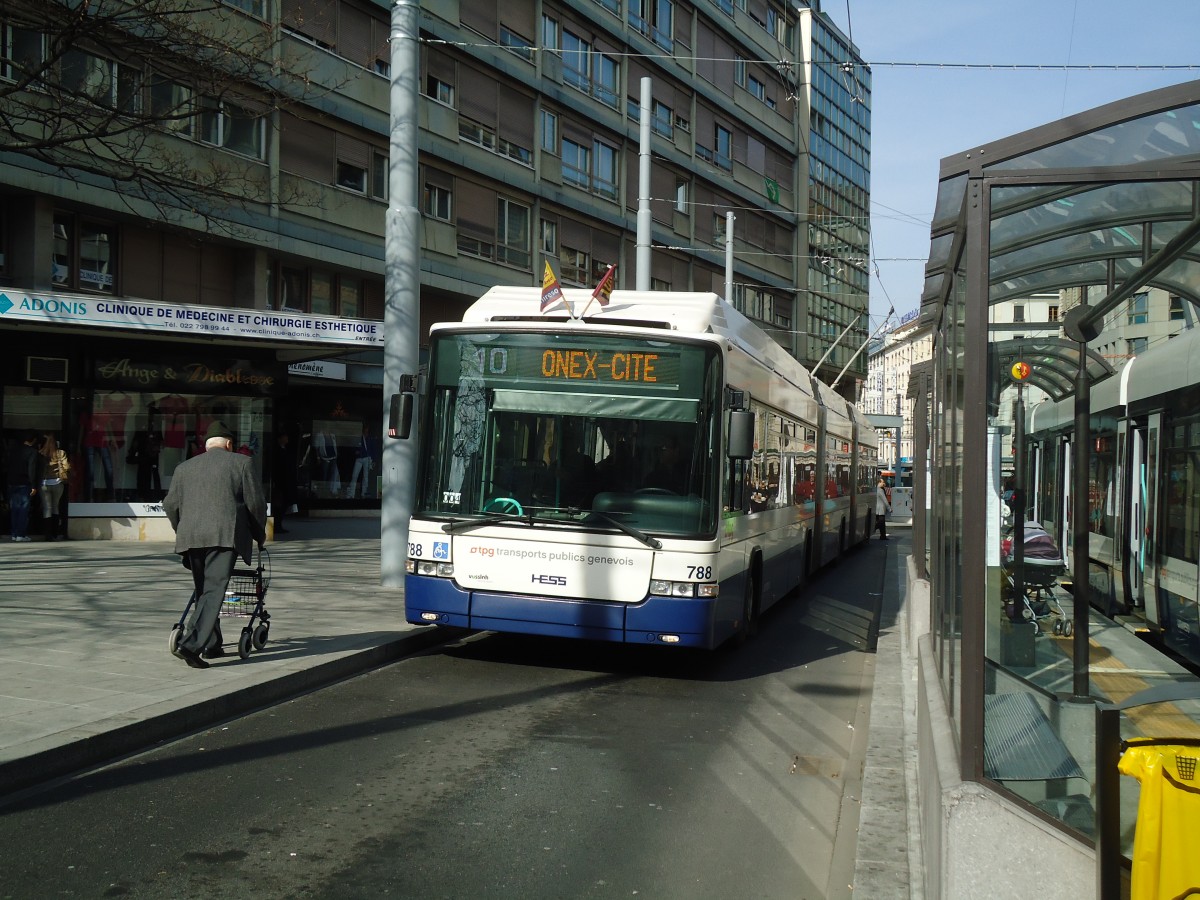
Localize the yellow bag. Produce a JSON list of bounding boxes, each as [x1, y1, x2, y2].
[[1119, 743, 1200, 900]]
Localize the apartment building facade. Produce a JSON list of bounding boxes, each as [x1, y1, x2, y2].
[[0, 0, 869, 537]]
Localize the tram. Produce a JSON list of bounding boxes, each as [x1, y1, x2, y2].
[[1024, 326, 1200, 665]]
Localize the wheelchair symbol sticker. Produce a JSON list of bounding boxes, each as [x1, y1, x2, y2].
[[433, 541, 449, 560]]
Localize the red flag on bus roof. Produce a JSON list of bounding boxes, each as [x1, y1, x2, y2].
[[591, 263, 615, 307]]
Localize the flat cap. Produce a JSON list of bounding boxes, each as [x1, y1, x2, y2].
[[205, 420, 235, 442]]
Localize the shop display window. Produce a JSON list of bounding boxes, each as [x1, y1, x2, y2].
[[72, 390, 270, 503]]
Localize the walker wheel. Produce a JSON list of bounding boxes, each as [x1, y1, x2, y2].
[[238, 628, 253, 659], [168, 626, 182, 656], [252, 623, 269, 650], [1063, 620, 1074, 637], [1053, 620, 1063, 636]]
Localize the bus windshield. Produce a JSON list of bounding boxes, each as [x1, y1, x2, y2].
[[416, 330, 722, 537]]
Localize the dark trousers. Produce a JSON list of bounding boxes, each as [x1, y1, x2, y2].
[[179, 547, 235, 653], [876, 513, 888, 539]]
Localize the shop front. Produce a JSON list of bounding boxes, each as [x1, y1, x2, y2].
[[1, 291, 383, 539]]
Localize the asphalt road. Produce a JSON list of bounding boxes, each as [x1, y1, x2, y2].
[[0, 570, 879, 899]]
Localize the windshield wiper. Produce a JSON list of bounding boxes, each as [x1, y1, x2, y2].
[[587, 511, 662, 549], [441, 511, 566, 535]]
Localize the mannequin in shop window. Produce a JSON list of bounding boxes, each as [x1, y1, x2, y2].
[[312, 427, 340, 497], [345, 423, 378, 499], [127, 405, 165, 500], [81, 396, 115, 501]]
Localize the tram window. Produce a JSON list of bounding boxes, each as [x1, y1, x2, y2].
[[1162, 422, 1200, 564], [1089, 433, 1116, 537]]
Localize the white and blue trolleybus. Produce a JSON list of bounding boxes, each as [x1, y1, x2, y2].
[[400, 287, 876, 648]]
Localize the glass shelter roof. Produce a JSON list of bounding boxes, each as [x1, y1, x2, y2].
[[924, 80, 1200, 328]]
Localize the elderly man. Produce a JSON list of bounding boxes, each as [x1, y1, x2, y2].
[[164, 420, 267, 668]]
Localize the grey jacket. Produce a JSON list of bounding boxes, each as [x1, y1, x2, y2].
[[163, 447, 267, 565]]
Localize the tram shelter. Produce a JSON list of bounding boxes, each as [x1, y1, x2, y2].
[[912, 79, 1200, 896]]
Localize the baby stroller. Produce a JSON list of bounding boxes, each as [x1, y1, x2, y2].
[[1001, 521, 1071, 636]]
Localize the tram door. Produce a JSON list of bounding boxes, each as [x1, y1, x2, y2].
[[1122, 422, 1146, 614], [1140, 415, 1162, 628]]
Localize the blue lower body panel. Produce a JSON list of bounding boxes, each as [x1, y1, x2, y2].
[[405, 575, 720, 648]]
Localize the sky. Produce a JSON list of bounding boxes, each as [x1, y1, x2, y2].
[[815, 0, 1200, 330]]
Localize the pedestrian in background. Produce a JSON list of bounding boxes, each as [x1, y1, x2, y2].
[[875, 477, 892, 541], [37, 433, 70, 541], [163, 420, 267, 668], [6, 431, 39, 542], [272, 429, 296, 534]]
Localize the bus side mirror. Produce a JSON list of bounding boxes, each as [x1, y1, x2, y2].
[[727, 410, 754, 459], [388, 391, 413, 439]]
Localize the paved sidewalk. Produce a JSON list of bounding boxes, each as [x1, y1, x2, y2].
[[0, 516, 443, 797]]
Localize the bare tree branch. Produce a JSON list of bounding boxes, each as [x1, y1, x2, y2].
[[0, 0, 343, 231]]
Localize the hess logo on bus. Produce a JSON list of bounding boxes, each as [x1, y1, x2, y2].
[[533, 574, 567, 586]]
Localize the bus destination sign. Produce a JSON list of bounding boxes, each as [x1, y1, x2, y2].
[[460, 343, 683, 388]]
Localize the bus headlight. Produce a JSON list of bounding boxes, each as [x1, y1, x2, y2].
[[650, 580, 717, 598], [408, 558, 454, 577]]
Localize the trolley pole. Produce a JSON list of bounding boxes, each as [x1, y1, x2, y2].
[[381, 0, 421, 588]]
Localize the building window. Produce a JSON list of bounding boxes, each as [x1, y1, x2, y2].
[[499, 26, 534, 62], [52, 214, 116, 294], [1, 22, 43, 82], [148, 77, 195, 136], [540, 109, 558, 153], [561, 30, 620, 108], [541, 14, 559, 50], [652, 99, 673, 137], [747, 74, 766, 103], [198, 96, 265, 159], [1048, 304, 1059, 322], [713, 212, 727, 244], [425, 75, 454, 106], [562, 138, 590, 190], [561, 246, 589, 284], [593, 140, 618, 199], [60, 49, 138, 110], [1012, 304, 1024, 323], [280, 266, 307, 311], [734, 55, 746, 87], [562, 135, 619, 200], [1170, 295, 1186, 320], [311, 271, 333, 315], [540, 219, 558, 255], [222, 0, 266, 16], [629, 0, 674, 49], [1129, 291, 1149, 325], [497, 197, 530, 268], [277, 266, 371, 317], [371, 151, 388, 200], [651, 277, 671, 291], [675, 178, 688, 213], [423, 182, 452, 221], [337, 160, 367, 192], [1128, 337, 1147, 357], [714, 124, 732, 170], [562, 30, 590, 92], [339, 277, 361, 317]]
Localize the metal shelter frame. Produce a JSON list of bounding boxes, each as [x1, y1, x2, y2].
[[917, 78, 1200, 879]]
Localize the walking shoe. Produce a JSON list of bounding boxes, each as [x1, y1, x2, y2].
[[12, 536, 31, 542], [202, 645, 226, 659], [176, 645, 210, 669]]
